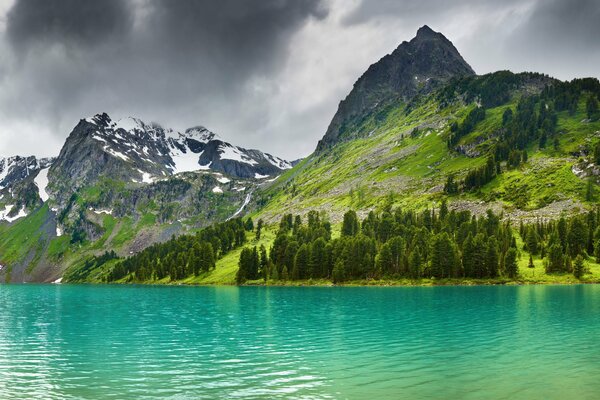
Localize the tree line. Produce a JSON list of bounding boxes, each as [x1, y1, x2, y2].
[[520, 208, 600, 275], [237, 203, 522, 284], [106, 217, 249, 282]]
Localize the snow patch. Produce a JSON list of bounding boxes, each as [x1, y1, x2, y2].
[[255, 173, 269, 179], [136, 169, 154, 183], [52, 277, 63, 284], [265, 153, 292, 169], [219, 144, 258, 165], [34, 167, 50, 202], [104, 147, 130, 162], [198, 162, 212, 170], [92, 134, 108, 144], [169, 145, 201, 174], [114, 117, 143, 132], [0, 205, 27, 222], [56, 226, 63, 237], [212, 186, 223, 194], [92, 209, 113, 215], [216, 176, 231, 184]]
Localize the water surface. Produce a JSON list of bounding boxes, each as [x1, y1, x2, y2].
[[1, 284, 599, 399]]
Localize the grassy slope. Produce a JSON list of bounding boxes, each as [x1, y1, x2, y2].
[[255, 95, 600, 224], [109, 221, 600, 286], [1, 172, 245, 281]]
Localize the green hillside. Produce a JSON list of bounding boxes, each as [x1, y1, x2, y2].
[[256, 73, 600, 223]]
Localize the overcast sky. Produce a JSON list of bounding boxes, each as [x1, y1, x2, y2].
[[0, 0, 598, 160]]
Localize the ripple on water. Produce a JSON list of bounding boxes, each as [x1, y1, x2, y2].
[[1, 285, 600, 399]]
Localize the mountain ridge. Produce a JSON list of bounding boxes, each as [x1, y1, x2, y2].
[[317, 25, 475, 150]]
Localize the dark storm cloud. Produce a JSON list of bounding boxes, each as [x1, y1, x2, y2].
[[0, 0, 328, 158], [0, 0, 598, 160], [6, 0, 132, 48]]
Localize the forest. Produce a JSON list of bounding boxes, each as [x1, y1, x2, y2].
[[237, 204, 600, 284], [104, 217, 250, 282], [444, 74, 600, 194]]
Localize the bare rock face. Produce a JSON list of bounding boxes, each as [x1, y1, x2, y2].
[[317, 25, 475, 150], [48, 113, 291, 206]]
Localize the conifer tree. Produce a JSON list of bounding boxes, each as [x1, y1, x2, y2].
[[504, 248, 518, 278], [408, 247, 422, 279], [573, 255, 585, 279], [341, 210, 360, 237]]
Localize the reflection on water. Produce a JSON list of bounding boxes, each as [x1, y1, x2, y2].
[[1, 284, 600, 399]]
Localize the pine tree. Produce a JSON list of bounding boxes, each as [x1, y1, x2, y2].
[[504, 248, 518, 278], [444, 174, 459, 195], [573, 255, 585, 279], [408, 247, 422, 279], [309, 237, 327, 278], [259, 245, 269, 281], [528, 254, 535, 269], [255, 219, 264, 240], [546, 243, 564, 273], [281, 266, 289, 281], [461, 234, 476, 277], [332, 259, 346, 283], [430, 232, 458, 278], [293, 244, 310, 280], [587, 96, 599, 120], [567, 217, 588, 257], [376, 243, 393, 278], [484, 237, 499, 278], [525, 228, 539, 255], [586, 178, 596, 202], [341, 210, 360, 237]]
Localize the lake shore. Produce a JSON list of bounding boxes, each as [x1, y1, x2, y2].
[[89, 275, 600, 287]]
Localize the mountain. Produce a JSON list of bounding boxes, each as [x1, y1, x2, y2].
[[48, 113, 291, 207], [258, 27, 600, 227], [317, 25, 475, 150], [0, 113, 290, 283], [2, 25, 600, 285]]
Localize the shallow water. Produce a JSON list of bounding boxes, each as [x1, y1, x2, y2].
[[1, 284, 599, 399]]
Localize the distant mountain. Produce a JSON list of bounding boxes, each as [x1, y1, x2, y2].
[[317, 25, 474, 150], [0, 112, 290, 283], [48, 113, 290, 205]]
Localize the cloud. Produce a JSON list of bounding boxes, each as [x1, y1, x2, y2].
[[0, 0, 328, 158], [0, 0, 598, 160], [6, 0, 132, 49]]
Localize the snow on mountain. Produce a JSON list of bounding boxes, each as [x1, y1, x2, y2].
[[0, 156, 53, 191], [0, 204, 27, 222], [80, 113, 291, 180], [34, 167, 50, 202]]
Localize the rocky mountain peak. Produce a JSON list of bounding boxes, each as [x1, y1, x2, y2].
[[415, 24, 436, 38], [317, 26, 475, 150], [46, 112, 291, 207]]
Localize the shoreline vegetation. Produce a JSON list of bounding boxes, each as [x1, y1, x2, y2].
[[65, 203, 600, 288]]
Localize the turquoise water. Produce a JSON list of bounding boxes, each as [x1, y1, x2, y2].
[[1, 285, 600, 399]]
